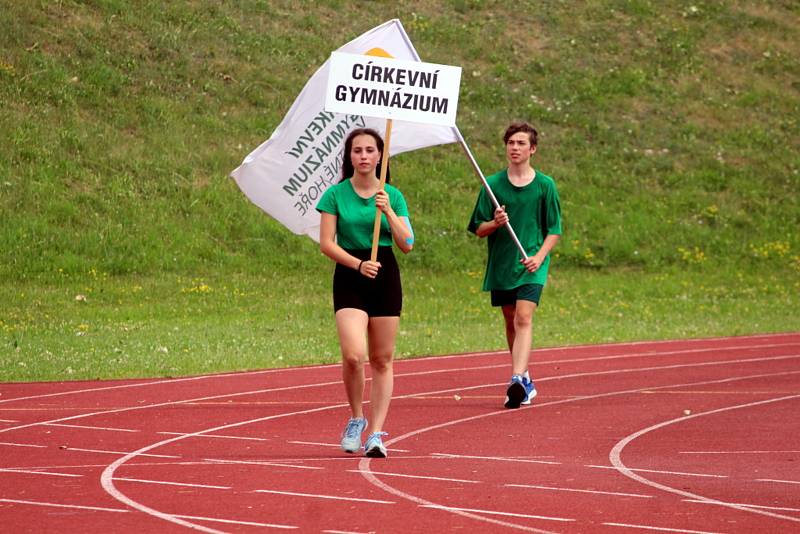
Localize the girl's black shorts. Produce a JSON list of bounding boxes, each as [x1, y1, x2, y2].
[[333, 246, 402, 317]]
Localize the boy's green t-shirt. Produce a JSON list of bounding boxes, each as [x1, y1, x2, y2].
[[316, 179, 409, 250], [468, 169, 562, 290]]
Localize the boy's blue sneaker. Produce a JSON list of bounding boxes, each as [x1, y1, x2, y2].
[[364, 431, 388, 458], [504, 374, 526, 408], [520, 376, 537, 405], [340, 417, 367, 453]]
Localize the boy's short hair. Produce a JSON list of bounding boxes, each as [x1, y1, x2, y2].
[[503, 122, 538, 147]]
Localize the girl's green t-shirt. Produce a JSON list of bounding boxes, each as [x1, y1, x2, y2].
[[468, 169, 562, 290], [316, 179, 409, 250]]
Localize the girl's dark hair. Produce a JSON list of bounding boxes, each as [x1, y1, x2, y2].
[[503, 121, 538, 147], [340, 127, 390, 183]]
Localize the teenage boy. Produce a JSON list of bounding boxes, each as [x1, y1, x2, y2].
[[467, 121, 562, 408]]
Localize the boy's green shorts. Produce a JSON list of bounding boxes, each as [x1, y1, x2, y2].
[[490, 283, 544, 307]]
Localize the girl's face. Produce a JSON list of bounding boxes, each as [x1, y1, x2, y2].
[[350, 134, 381, 175], [506, 131, 536, 164]]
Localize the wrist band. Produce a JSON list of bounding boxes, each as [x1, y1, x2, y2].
[[357, 260, 364, 273]]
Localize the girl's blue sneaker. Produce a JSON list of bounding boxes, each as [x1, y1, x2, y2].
[[340, 417, 367, 453]]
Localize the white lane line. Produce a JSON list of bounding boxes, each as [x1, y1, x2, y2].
[[534, 354, 800, 389], [205, 458, 323, 471], [210, 456, 365, 464], [6, 349, 796, 461], [602, 522, 723, 533], [2, 377, 346, 438], [113, 477, 230, 490], [63, 447, 181, 459], [680, 450, 800, 454], [0, 419, 18, 422], [88, 352, 797, 533], [586, 465, 727, 479], [0, 499, 296, 530], [0, 441, 46, 448], [173, 513, 297, 529], [684, 499, 800, 513], [506, 483, 651, 498], [3, 334, 796, 407], [534, 341, 800, 369], [287, 440, 342, 448], [420, 504, 573, 522], [756, 478, 800, 485], [0, 468, 83, 478], [4, 460, 240, 471], [347, 470, 480, 484], [43, 422, 139, 432], [644, 390, 799, 395], [325, 343, 800, 390], [101, 400, 362, 532], [0, 498, 128, 513], [0, 364, 334, 405], [360, 369, 800, 533], [408, 335, 800, 363], [157, 432, 269, 441], [6, 380, 365, 534], [0, 340, 784, 526], [431, 452, 560, 465], [4, 336, 795, 533], [360, 463, 557, 532], [610, 393, 800, 523], [20, 374, 459, 533], [287, 440, 410, 452], [253, 489, 394, 504]]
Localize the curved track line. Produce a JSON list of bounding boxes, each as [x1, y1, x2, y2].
[[357, 437, 558, 533], [358, 370, 800, 532], [9, 355, 796, 531], [7, 346, 796, 531], [100, 402, 349, 532], [97, 382, 525, 532], [98, 375, 588, 532], [609, 393, 800, 523], [359, 463, 559, 534]]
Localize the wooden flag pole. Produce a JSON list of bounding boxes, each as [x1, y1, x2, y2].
[[370, 118, 393, 262]]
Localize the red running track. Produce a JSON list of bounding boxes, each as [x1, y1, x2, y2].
[[1, 333, 799, 533]]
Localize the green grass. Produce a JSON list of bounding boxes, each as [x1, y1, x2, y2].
[[1, 1, 798, 382], [2, 264, 797, 382]]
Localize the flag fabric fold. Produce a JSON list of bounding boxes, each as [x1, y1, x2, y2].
[[230, 19, 458, 241]]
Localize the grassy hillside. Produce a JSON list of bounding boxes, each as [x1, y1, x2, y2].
[[2, 0, 798, 277], [0, 1, 798, 381]]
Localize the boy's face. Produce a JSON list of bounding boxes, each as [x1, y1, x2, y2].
[[506, 132, 536, 165]]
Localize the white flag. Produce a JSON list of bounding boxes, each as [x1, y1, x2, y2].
[[230, 19, 458, 242]]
